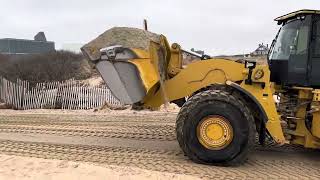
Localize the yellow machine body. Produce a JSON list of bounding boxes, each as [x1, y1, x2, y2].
[[117, 36, 320, 149], [82, 10, 320, 165]]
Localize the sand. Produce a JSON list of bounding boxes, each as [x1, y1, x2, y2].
[[0, 108, 179, 116], [82, 76, 104, 86], [0, 154, 198, 180], [81, 27, 160, 61]]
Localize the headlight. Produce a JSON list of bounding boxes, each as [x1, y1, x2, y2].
[[254, 69, 264, 80]]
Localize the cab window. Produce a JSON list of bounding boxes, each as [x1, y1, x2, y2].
[[313, 17, 320, 57], [269, 16, 311, 60]]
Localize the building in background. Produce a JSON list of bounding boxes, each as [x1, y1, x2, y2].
[[0, 32, 55, 54], [251, 43, 269, 56]]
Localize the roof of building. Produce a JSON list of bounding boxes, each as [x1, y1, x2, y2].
[[0, 38, 54, 43], [254, 44, 268, 51], [275, 9, 320, 22], [0, 32, 54, 43], [251, 43, 269, 55]]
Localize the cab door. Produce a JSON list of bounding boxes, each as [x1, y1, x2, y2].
[[287, 16, 311, 86], [309, 15, 320, 86], [269, 16, 311, 86]]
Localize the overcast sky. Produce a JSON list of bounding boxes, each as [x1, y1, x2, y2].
[[0, 0, 319, 55]]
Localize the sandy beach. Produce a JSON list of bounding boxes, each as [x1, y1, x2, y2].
[[0, 154, 199, 180]]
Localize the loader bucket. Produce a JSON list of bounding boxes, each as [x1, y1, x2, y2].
[[81, 27, 168, 105]]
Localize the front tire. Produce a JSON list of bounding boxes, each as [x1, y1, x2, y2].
[[176, 89, 255, 166]]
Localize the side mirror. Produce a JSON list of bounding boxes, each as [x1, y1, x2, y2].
[[245, 61, 256, 69], [244, 61, 257, 85]]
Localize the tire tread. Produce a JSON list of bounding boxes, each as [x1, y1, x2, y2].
[[176, 88, 256, 166]]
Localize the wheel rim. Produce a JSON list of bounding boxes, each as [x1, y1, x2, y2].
[[197, 115, 234, 150]]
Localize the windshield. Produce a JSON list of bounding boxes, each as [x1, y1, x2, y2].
[[269, 17, 310, 60]]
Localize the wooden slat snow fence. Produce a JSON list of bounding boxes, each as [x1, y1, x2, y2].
[[0, 76, 122, 110]]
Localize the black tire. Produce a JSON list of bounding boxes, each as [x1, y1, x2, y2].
[[176, 89, 255, 166]]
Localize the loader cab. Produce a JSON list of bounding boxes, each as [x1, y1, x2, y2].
[[269, 10, 320, 87]]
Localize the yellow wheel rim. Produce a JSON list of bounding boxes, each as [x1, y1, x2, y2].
[[197, 115, 233, 150]]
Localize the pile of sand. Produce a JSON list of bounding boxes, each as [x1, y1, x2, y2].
[[82, 27, 160, 61], [160, 103, 180, 112], [82, 76, 104, 86]]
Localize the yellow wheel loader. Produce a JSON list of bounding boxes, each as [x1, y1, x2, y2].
[[82, 10, 320, 166]]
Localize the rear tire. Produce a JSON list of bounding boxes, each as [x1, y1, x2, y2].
[[176, 89, 255, 166]]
